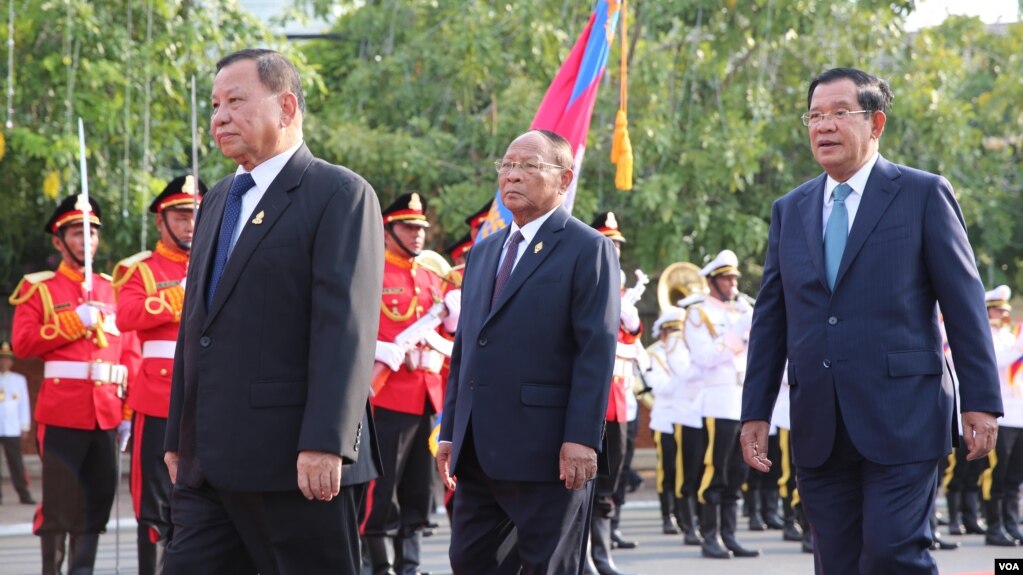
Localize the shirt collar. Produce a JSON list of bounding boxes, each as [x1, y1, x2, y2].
[[825, 152, 879, 202], [234, 140, 304, 193], [507, 205, 560, 247]]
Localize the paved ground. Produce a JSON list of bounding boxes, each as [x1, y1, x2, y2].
[[0, 462, 1014, 574]]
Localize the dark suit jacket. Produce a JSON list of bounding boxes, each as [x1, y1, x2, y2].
[[742, 155, 1003, 468], [165, 144, 384, 491], [439, 207, 620, 482]]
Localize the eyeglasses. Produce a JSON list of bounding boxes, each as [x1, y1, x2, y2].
[[494, 160, 566, 175], [801, 109, 871, 127]]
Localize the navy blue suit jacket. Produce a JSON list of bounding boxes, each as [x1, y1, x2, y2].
[[439, 207, 620, 482], [742, 155, 1002, 468]]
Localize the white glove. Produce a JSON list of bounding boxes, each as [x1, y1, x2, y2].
[[443, 289, 462, 333], [722, 332, 745, 355], [117, 420, 132, 452], [620, 301, 640, 333], [375, 341, 405, 372], [179, 277, 187, 290], [76, 303, 101, 328]]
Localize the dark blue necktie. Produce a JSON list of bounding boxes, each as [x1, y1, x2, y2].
[[491, 230, 524, 308], [824, 183, 853, 290], [206, 173, 255, 309]]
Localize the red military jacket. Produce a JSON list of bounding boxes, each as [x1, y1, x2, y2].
[[373, 251, 446, 415], [9, 262, 131, 430], [113, 241, 187, 418], [606, 323, 642, 422]]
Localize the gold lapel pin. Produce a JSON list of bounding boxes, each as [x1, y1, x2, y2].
[[534, 241, 543, 254], [252, 210, 265, 225]]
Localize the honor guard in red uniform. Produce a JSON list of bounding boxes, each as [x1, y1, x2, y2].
[[464, 200, 492, 242], [112, 175, 205, 574], [364, 192, 460, 574], [9, 194, 135, 575], [586, 211, 643, 575]]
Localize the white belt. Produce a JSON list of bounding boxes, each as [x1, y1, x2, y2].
[[613, 357, 636, 378], [142, 340, 177, 359], [407, 348, 444, 373], [43, 361, 128, 385]]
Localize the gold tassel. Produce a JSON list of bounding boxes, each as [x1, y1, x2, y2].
[[615, 128, 633, 191], [610, 0, 633, 191]]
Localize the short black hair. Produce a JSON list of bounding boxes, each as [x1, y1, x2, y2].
[[217, 48, 306, 113], [807, 68, 893, 113]]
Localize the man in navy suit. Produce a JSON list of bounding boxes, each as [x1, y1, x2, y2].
[[435, 129, 620, 574], [740, 68, 1002, 574]]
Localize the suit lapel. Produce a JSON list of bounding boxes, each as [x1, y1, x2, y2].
[[193, 181, 228, 320], [203, 146, 311, 330], [833, 156, 901, 289], [485, 208, 568, 323], [796, 174, 828, 291], [475, 229, 505, 316]]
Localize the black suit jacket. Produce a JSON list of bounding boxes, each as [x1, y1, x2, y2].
[[742, 156, 1002, 467], [439, 207, 620, 482], [166, 144, 384, 491]]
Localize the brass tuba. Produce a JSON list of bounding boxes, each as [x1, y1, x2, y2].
[[415, 250, 453, 282], [657, 262, 708, 312]]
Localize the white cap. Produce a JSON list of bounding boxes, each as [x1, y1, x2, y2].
[[985, 285, 1012, 311], [700, 250, 741, 278], [652, 307, 686, 339]]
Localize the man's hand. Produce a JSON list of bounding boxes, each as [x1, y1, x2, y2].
[[297, 450, 343, 501], [559, 442, 597, 490], [164, 451, 179, 484], [435, 442, 457, 490], [962, 411, 998, 461], [739, 420, 772, 472]]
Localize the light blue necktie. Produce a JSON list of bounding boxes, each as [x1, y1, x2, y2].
[[824, 183, 852, 290], [206, 173, 255, 309]]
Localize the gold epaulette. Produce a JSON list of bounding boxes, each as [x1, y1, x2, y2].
[[8, 271, 56, 306], [112, 251, 154, 291], [683, 303, 718, 342], [99, 273, 113, 282]]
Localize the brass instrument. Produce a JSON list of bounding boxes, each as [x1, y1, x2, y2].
[[415, 250, 454, 283], [657, 262, 708, 312]]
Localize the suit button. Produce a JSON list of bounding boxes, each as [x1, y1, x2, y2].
[[200, 336, 211, 348], [828, 316, 838, 325], [478, 336, 488, 347], [822, 359, 832, 368], [470, 380, 475, 391]]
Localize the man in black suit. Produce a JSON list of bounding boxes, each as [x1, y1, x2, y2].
[[435, 129, 620, 574], [163, 48, 383, 574]]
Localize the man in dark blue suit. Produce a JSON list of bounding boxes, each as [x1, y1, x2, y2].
[[435, 129, 621, 574], [740, 68, 1002, 574]]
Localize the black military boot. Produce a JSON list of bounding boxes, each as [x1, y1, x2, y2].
[[679, 496, 703, 546], [761, 489, 785, 530], [946, 491, 965, 535], [782, 497, 803, 542], [1003, 494, 1023, 543], [930, 514, 960, 550], [660, 492, 680, 534], [748, 489, 766, 531], [41, 532, 67, 575], [796, 504, 814, 554], [591, 515, 637, 575], [699, 502, 732, 559], [963, 491, 988, 535], [364, 535, 398, 575], [985, 499, 1019, 547], [68, 533, 100, 575], [721, 500, 761, 557], [399, 532, 422, 575], [610, 504, 637, 550]]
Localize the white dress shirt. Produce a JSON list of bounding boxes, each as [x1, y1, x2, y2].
[[822, 152, 879, 237], [229, 140, 304, 252]]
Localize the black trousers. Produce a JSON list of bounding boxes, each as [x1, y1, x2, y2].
[[0, 435, 32, 502], [776, 428, 799, 504], [986, 425, 1023, 501], [654, 424, 706, 499], [612, 418, 639, 509], [165, 480, 365, 575], [35, 424, 117, 534], [594, 421, 627, 518], [362, 407, 435, 536], [697, 417, 744, 505], [130, 413, 172, 541], [448, 429, 592, 575]]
